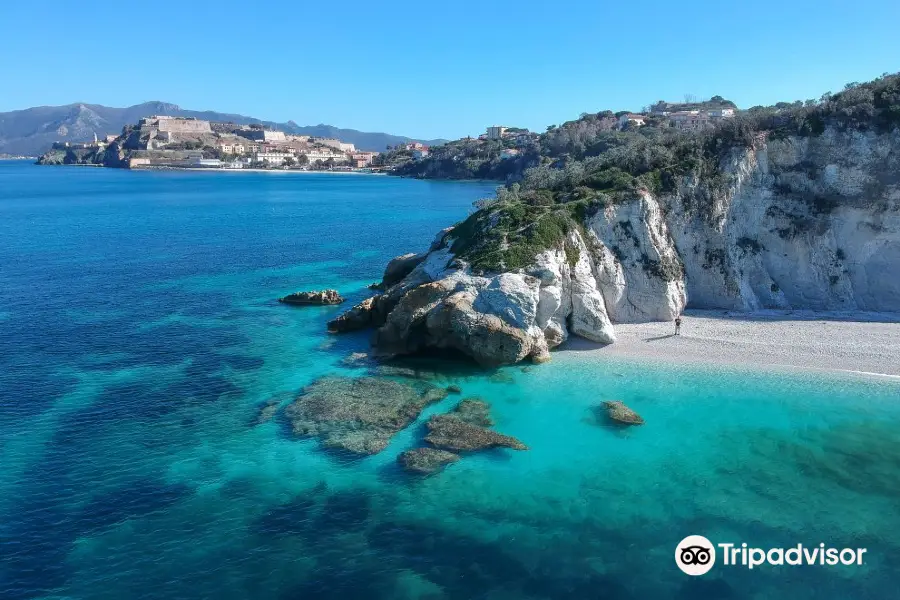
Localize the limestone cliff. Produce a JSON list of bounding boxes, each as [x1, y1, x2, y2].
[[332, 128, 900, 365]]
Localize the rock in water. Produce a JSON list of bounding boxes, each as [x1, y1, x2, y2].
[[285, 377, 448, 454], [603, 400, 644, 425], [425, 414, 527, 452], [452, 398, 494, 427], [397, 448, 460, 475], [279, 289, 344, 305], [327, 295, 383, 332], [341, 352, 371, 367], [446, 384, 462, 394], [254, 399, 281, 425]]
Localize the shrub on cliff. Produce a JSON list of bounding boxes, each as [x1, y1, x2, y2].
[[449, 199, 597, 271]]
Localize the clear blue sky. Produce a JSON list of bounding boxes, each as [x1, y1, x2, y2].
[[1, 0, 898, 140]]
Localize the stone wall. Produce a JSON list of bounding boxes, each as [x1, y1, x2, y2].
[[156, 117, 211, 134]]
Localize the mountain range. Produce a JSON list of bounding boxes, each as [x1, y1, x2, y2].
[[0, 101, 446, 155]]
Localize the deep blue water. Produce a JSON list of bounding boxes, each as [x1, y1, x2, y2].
[[1, 161, 899, 599]]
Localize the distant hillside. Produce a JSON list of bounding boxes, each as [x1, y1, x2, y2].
[[0, 101, 446, 155]]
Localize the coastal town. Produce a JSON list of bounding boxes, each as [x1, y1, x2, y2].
[[43, 115, 397, 172], [35, 96, 739, 172]]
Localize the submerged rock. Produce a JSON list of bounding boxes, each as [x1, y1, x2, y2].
[[602, 400, 644, 425], [341, 352, 371, 367], [452, 398, 494, 427], [446, 384, 462, 394], [254, 399, 281, 425], [279, 289, 344, 306], [285, 376, 448, 454], [489, 371, 515, 384], [425, 414, 527, 452], [373, 363, 449, 382], [397, 447, 460, 475]]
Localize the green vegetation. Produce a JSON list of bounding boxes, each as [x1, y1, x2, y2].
[[424, 73, 900, 272], [449, 200, 592, 271]]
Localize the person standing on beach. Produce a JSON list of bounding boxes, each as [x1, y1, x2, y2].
[[674, 315, 682, 336]]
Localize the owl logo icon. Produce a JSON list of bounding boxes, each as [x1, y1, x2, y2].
[[675, 535, 716, 575]]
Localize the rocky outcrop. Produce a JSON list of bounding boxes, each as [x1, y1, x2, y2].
[[397, 399, 526, 474], [425, 414, 527, 452], [327, 127, 900, 366], [397, 447, 460, 475], [284, 376, 447, 454], [451, 398, 494, 427], [327, 296, 385, 332], [382, 253, 427, 288], [279, 289, 343, 305], [602, 400, 644, 425]]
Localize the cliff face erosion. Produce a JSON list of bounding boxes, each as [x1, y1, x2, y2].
[[331, 127, 900, 366]]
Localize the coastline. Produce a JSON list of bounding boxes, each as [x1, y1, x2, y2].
[[562, 309, 900, 378], [184, 167, 387, 175], [130, 166, 388, 175]]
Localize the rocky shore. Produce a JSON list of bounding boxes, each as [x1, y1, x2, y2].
[[279, 289, 344, 305], [325, 126, 900, 367]]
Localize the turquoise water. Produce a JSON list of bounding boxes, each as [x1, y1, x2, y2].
[[1, 161, 899, 599]]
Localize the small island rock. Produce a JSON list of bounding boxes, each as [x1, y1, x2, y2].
[[279, 289, 344, 306], [425, 414, 527, 452], [603, 400, 644, 425], [397, 448, 460, 475]]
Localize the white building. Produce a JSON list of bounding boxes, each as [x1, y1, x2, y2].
[[708, 108, 735, 119], [262, 131, 286, 142], [617, 113, 647, 129], [303, 148, 348, 164], [412, 149, 430, 160], [486, 126, 507, 140], [256, 151, 292, 165], [192, 158, 223, 168]]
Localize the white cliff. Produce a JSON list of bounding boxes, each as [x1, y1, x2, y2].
[[328, 128, 900, 365]]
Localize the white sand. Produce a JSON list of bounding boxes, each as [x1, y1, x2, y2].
[[564, 310, 900, 377]]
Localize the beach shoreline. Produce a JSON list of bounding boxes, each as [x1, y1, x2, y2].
[[562, 310, 900, 378]]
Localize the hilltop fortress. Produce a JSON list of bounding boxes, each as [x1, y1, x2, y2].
[[38, 115, 379, 170], [140, 115, 212, 135]]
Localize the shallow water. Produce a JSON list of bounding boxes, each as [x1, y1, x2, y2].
[[1, 161, 898, 599]]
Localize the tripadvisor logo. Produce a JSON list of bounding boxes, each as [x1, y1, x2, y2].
[[675, 536, 867, 576], [676, 535, 716, 576]]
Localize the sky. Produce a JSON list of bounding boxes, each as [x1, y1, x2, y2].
[[1, 0, 898, 140]]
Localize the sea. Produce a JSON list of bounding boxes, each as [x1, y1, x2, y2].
[[1, 160, 898, 600]]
